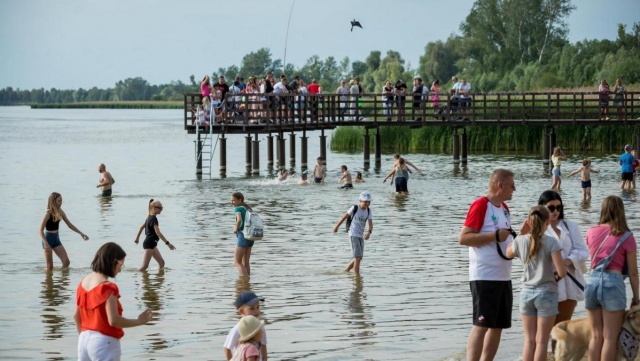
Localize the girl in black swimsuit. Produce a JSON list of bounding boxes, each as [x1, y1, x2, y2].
[[38, 192, 89, 270]]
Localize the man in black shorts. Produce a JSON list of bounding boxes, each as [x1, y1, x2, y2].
[[459, 168, 517, 361]]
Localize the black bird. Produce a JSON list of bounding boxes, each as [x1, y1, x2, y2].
[[351, 19, 362, 32]]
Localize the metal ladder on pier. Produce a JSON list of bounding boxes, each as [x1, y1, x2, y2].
[[195, 107, 217, 176]]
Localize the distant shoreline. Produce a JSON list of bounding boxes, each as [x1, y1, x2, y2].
[[30, 101, 182, 109]]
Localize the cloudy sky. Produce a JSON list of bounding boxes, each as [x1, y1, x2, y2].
[[1, 0, 638, 90]]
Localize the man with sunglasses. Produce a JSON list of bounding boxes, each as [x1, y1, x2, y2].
[[459, 168, 516, 361]]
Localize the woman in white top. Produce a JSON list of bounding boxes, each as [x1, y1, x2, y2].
[[536, 190, 588, 352]]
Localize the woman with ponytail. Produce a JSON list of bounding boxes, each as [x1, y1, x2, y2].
[[134, 199, 175, 271], [39, 192, 90, 270], [507, 205, 566, 361]]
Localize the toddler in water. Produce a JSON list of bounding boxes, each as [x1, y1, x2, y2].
[[354, 171, 365, 183], [224, 291, 267, 361], [506, 205, 566, 361], [567, 158, 600, 201]]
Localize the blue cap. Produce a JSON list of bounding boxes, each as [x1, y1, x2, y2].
[[235, 291, 264, 309], [359, 191, 372, 202]]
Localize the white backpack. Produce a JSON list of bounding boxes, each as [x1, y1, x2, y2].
[[243, 208, 264, 241]]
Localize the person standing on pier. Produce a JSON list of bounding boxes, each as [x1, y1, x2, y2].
[[458, 168, 516, 361], [394, 80, 407, 121], [336, 80, 350, 117], [412, 77, 424, 121], [97, 163, 115, 197]]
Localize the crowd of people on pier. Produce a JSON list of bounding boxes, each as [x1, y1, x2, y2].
[[194, 72, 638, 126], [38, 140, 640, 360]]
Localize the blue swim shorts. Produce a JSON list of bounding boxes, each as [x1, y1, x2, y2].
[[236, 231, 254, 248], [42, 232, 62, 249], [585, 270, 626, 312], [519, 287, 558, 317], [581, 180, 592, 189]]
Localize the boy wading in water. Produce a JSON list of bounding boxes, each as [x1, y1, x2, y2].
[[332, 191, 373, 274], [566, 158, 600, 201]]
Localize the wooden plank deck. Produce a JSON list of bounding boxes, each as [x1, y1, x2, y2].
[[184, 91, 640, 135]]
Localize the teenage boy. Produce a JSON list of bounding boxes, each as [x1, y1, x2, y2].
[[332, 191, 373, 274]]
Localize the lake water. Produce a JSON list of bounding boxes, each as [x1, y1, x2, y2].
[[0, 106, 638, 360]]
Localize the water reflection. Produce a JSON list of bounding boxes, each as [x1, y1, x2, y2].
[[98, 196, 113, 230], [139, 270, 169, 351], [40, 270, 71, 340], [342, 275, 375, 342], [391, 193, 409, 211], [235, 276, 252, 297], [580, 198, 592, 211], [453, 163, 469, 178], [141, 270, 165, 315]]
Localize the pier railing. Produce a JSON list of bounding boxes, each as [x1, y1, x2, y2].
[[184, 91, 640, 133]]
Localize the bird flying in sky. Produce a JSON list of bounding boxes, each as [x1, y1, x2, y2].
[[351, 19, 362, 32]]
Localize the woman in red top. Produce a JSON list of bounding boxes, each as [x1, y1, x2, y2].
[[74, 242, 153, 361]]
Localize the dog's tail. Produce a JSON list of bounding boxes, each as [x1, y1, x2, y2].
[[550, 320, 570, 341]]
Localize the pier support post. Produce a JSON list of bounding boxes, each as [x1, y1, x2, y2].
[[220, 135, 227, 177], [543, 127, 550, 164], [375, 128, 381, 170], [301, 131, 308, 171], [453, 128, 460, 164], [196, 132, 203, 175], [636, 127, 640, 157], [267, 135, 274, 169], [245, 135, 252, 174], [289, 132, 296, 166], [549, 127, 557, 157], [279, 133, 286, 171], [319, 129, 327, 162], [252, 134, 260, 175], [363, 128, 370, 170], [276, 134, 282, 170], [461, 127, 468, 164]]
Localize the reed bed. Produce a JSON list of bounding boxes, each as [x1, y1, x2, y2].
[[331, 125, 639, 153]]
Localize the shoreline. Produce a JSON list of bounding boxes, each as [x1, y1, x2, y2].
[[30, 101, 182, 109]]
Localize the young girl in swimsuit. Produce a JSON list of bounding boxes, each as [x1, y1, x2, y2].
[[39, 192, 90, 270], [134, 199, 175, 271]]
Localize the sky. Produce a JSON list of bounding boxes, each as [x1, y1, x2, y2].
[[0, 0, 638, 90]]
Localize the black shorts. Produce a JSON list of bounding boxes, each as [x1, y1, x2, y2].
[[101, 189, 112, 197], [622, 172, 634, 181], [581, 180, 592, 188], [395, 177, 408, 193], [470, 280, 512, 329], [143, 238, 158, 250]]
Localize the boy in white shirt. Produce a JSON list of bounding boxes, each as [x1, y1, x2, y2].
[[332, 191, 373, 274], [223, 291, 268, 361]]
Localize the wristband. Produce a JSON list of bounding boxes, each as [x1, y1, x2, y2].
[[367, 230, 372, 233], [165, 241, 170, 245]]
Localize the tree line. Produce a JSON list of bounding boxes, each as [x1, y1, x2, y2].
[[1, 0, 638, 105]]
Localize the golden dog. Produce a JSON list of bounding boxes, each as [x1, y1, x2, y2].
[[551, 305, 640, 361]]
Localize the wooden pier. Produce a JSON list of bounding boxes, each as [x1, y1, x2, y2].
[[183, 91, 640, 175]]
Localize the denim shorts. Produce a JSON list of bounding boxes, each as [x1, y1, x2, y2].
[[42, 232, 62, 249], [519, 287, 558, 317], [552, 167, 561, 177], [236, 231, 254, 248], [585, 270, 626, 311]]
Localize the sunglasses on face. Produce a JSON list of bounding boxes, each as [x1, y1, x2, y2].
[[154, 206, 163, 210], [547, 205, 563, 212]]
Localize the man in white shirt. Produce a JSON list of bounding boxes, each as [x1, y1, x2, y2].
[[336, 80, 350, 117]]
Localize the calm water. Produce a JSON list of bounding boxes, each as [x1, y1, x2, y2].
[[0, 106, 638, 360]]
